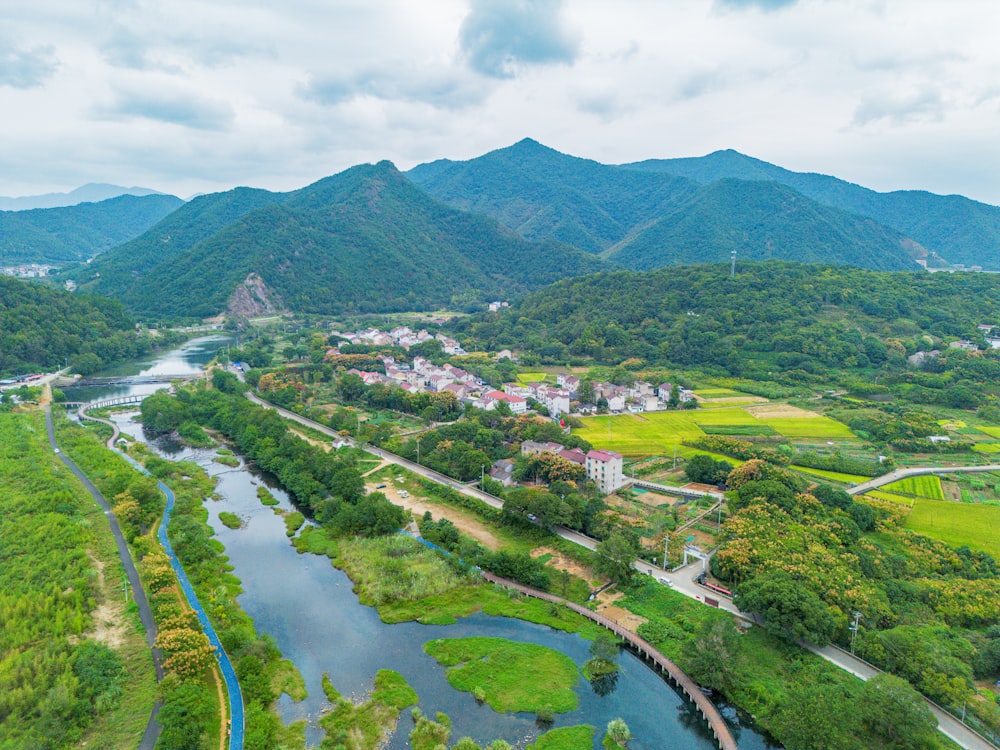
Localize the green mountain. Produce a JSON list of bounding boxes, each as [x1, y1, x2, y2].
[[624, 149, 1000, 270], [0, 275, 143, 376], [407, 138, 700, 254], [80, 161, 606, 318], [607, 179, 918, 271], [70, 187, 280, 284], [407, 140, 920, 272], [0, 194, 184, 264]]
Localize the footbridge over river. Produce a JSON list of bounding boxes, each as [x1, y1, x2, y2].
[[63, 372, 208, 389]]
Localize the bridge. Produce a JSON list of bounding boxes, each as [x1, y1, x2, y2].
[[480, 571, 739, 750], [631, 478, 724, 500], [63, 373, 208, 389]]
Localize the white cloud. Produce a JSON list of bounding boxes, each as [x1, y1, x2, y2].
[[0, 0, 998, 205]]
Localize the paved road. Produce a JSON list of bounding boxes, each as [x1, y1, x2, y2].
[[849, 464, 1000, 495], [44, 405, 165, 750], [246, 389, 1000, 750]]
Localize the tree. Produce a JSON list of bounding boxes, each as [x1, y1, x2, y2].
[[858, 674, 938, 750], [605, 718, 631, 747], [734, 570, 837, 646], [686, 619, 746, 695], [684, 454, 732, 485], [594, 531, 639, 585]]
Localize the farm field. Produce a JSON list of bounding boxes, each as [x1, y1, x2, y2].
[[576, 407, 856, 457], [882, 475, 946, 500], [790, 466, 871, 484], [867, 490, 916, 507], [516, 372, 549, 384], [905, 497, 1000, 559], [975, 425, 1000, 439]]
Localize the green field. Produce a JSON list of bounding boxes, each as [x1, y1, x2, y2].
[[883, 475, 946, 500], [975, 425, 1000, 439], [972, 443, 1000, 454], [868, 490, 916, 507], [517, 372, 549, 384], [693, 388, 745, 397], [576, 408, 855, 457], [906, 498, 1000, 559], [790, 466, 871, 484]]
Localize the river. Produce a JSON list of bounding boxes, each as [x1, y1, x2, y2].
[[97, 338, 779, 750]]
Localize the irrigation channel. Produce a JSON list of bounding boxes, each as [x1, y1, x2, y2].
[[84, 336, 777, 749]]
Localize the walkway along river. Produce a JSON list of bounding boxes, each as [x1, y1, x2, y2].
[[72, 401, 246, 750]]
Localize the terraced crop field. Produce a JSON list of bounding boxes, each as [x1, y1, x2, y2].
[[883, 475, 946, 500], [868, 490, 916, 507], [975, 425, 1000, 439]]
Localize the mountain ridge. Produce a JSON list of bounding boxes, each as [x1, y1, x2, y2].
[[76, 161, 607, 319]]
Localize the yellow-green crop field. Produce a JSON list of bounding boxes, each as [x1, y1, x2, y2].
[[868, 490, 916, 507], [516, 372, 548, 384], [576, 408, 856, 457], [906, 498, 1000, 559], [883, 475, 945, 500], [693, 388, 745, 397], [973, 443, 1000, 454], [790, 466, 871, 484], [975, 425, 1000, 439]]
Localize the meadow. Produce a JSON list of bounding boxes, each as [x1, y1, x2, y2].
[[576, 407, 855, 457]]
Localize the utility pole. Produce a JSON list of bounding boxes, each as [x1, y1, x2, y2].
[[416, 438, 420, 466], [730, 249, 737, 278], [663, 535, 669, 570], [849, 610, 862, 654]]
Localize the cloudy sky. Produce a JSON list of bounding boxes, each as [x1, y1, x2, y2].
[[3, 0, 999, 204]]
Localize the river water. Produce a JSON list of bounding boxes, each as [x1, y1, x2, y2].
[[100, 338, 779, 750]]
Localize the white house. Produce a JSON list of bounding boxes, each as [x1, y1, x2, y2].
[[586, 449, 624, 495]]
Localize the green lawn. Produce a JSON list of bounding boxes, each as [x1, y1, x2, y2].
[[906, 498, 1000, 559], [883, 475, 946, 500], [576, 408, 855, 457]]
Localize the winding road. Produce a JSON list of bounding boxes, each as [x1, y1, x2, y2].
[[44, 405, 165, 750], [245, 388, 1000, 750]]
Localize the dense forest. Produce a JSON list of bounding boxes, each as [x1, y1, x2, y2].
[[0, 194, 182, 263], [626, 148, 1000, 270], [454, 262, 1000, 386], [73, 162, 605, 319], [0, 275, 155, 376], [408, 139, 920, 271]]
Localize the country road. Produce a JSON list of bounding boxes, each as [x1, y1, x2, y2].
[[244, 388, 999, 750], [848, 464, 1000, 495]]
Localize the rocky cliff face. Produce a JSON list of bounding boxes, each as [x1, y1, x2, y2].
[[226, 273, 284, 318]]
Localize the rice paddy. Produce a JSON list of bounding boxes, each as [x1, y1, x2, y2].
[[575, 407, 856, 457], [790, 466, 871, 484], [882, 475, 946, 501]]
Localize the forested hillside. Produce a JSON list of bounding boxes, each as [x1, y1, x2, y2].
[[77, 161, 606, 318], [0, 276, 148, 375], [70, 186, 281, 286], [0, 194, 183, 264], [408, 138, 699, 254], [454, 261, 1000, 379], [408, 139, 921, 271], [625, 149, 1000, 270], [605, 179, 917, 271]]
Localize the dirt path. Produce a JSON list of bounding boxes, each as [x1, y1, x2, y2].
[[367, 479, 502, 550], [82, 552, 128, 648], [594, 590, 648, 633]]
